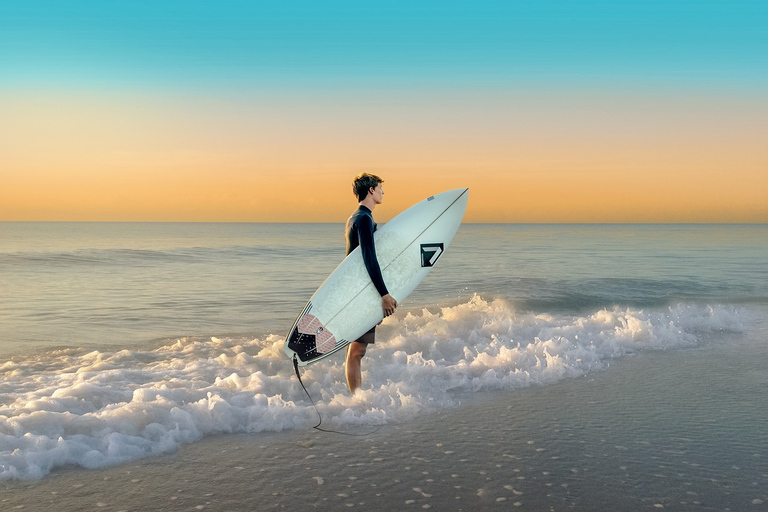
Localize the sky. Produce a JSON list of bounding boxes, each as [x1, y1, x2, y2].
[[1, 0, 766, 222]]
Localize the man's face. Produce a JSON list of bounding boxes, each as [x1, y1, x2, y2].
[[371, 183, 384, 204]]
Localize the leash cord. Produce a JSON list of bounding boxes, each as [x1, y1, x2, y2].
[[292, 356, 382, 436]]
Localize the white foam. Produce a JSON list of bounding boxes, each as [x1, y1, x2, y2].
[[0, 295, 745, 480]]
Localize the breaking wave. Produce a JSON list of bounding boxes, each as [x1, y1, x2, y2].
[[0, 295, 745, 480]]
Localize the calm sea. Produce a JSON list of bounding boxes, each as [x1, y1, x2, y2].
[[1, 222, 766, 480]]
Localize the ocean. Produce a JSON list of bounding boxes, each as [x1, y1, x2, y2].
[[1, 222, 766, 482]]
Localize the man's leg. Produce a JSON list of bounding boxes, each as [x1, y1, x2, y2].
[[345, 341, 367, 394]]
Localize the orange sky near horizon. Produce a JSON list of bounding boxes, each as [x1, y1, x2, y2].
[[2, 88, 766, 223]]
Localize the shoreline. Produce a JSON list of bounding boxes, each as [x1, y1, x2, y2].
[[3, 333, 767, 511]]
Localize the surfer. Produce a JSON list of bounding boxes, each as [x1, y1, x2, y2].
[[345, 173, 398, 394]]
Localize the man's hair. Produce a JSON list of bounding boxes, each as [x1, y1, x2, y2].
[[352, 173, 384, 202]]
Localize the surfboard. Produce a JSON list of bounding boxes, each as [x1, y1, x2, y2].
[[284, 188, 469, 366]]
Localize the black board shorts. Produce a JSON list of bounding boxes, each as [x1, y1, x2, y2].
[[355, 326, 376, 344]]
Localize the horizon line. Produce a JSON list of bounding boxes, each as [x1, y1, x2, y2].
[[2, 220, 766, 226]]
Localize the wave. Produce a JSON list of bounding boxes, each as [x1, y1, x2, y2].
[[0, 245, 339, 269], [0, 295, 745, 480]]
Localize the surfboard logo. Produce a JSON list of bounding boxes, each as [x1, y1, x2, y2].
[[420, 243, 444, 267]]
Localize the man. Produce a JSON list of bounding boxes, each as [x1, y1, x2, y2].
[[345, 173, 398, 394]]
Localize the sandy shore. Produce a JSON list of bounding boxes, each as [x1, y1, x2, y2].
[[3, 334, 768, 512]]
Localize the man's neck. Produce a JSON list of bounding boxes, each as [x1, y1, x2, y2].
[[359, 197, 376, 211]]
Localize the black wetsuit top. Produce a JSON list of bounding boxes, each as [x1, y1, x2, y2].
[[346, 205, 389, 297]]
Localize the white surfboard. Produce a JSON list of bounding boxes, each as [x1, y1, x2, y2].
[[284, 188, 468, 366]]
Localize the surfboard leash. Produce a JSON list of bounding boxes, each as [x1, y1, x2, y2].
[[292, 355, 382, 436]]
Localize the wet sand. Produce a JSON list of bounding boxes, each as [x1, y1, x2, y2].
[[3, 332, 768, 512]]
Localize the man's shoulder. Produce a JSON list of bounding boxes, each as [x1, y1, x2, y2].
[[349, 206, 373, 224]]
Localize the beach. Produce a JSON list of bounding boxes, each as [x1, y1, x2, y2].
[[2, 223, 767, 510], [5, 1, 767, 508], [3, 314, 766, 511]]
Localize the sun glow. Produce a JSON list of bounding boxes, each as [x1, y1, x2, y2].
[[2, 89, 766, 223]]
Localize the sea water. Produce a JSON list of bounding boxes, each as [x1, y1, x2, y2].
[[0, 222, 766, 480]]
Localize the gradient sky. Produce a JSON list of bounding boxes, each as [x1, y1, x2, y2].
[[2, 1, 766, 222]]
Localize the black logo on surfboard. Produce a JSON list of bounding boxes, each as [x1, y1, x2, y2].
[[420, 243, 444, 267]]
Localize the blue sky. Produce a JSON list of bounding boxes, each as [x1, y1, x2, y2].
[[2, 1, 767, 222], [2, 0, 766, 89]]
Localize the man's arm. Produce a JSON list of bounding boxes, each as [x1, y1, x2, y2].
[[357, 215, 398, 316], [357, 215, 388, 296]]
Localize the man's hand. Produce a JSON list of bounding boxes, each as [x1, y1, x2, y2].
[[382, 294, 398, 317]]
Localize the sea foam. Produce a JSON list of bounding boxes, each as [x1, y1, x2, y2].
[[0, 295, 744, 480]]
